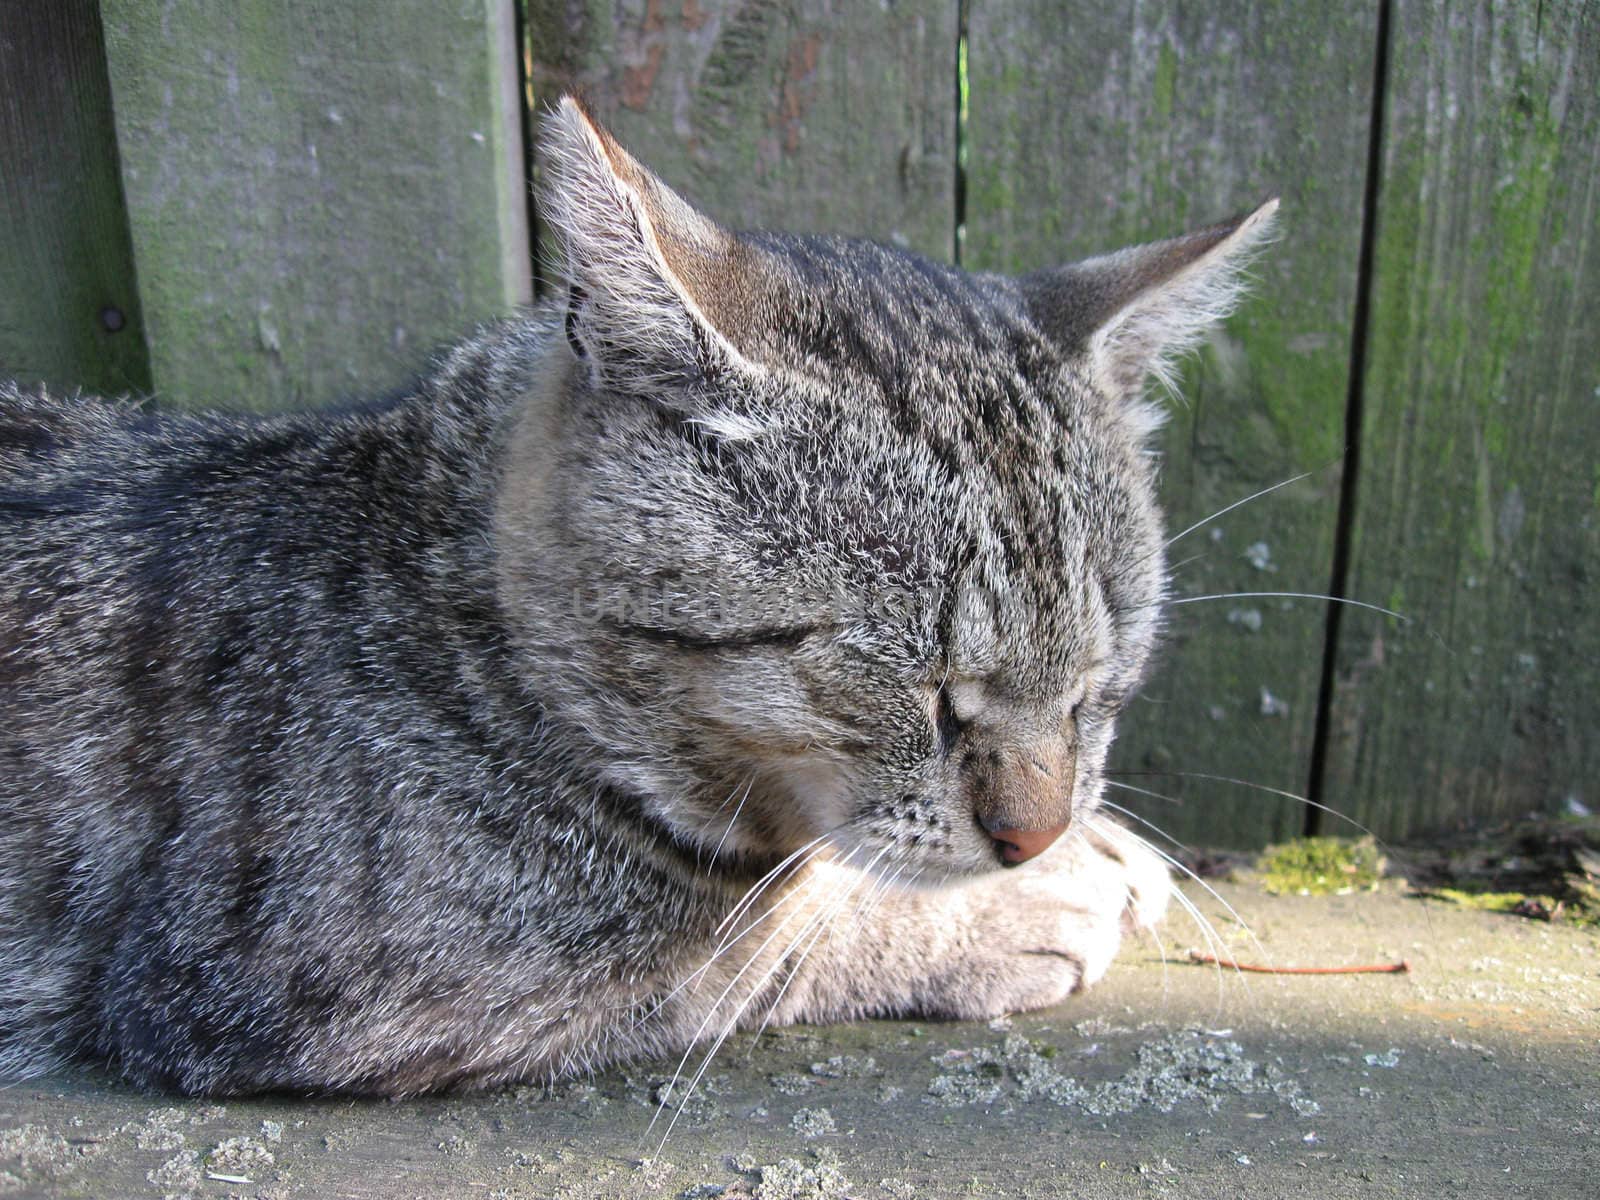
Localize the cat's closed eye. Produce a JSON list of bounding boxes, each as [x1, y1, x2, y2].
[[932, 682, 965, 755]]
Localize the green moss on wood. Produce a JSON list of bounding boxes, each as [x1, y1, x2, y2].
[[0, 0, 151, 399], [1324, 0, 1600, 840], [1152, 42, 1178, 120], [101, 0, 529, 411]]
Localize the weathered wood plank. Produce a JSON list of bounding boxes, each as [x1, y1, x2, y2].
[[527, 0, 957, 260], [99, 0, 531, 412], [0, 0, 151, 398], [965, 2, 1379, 847], [1321, 0, 1600, 838]]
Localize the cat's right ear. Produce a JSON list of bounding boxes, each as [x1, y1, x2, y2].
[[1022, 200, 1279, 404], [540, 97, 763, 396]]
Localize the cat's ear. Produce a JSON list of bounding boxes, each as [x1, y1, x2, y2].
[[1022, 200, 1278, 400], [540, 96, 761, 393]]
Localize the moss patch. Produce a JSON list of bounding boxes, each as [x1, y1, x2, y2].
[[1255, 837, 1385, 896], [1419, 888, 1557, 913], [1416, 883, 1599, 927], [1395, 814, 1600, 926]]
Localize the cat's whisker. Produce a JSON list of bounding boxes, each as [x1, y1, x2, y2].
[[748, 895, 841, 1028], [645, 837, 837, 1024], [1091, 813, 1205, 938], [1105, 769, 1438, 946], [1121, 867, 1173, 995], [1162, 470, 1317, 549], [852, 854, 916, 932], [1147, 899, 1172, 979], [828, 844, 891, 944], [707, 837, 837, 963], [749, 845, 887, 1047], [1158, 591, 1408, 622], [648, 845, 835, 1028], [1113, 467, 1325, 593], [1096, 791, 1205, 859], [799, 847, 882, 962], [1109, 769, 1384, 842], [705, 775, 756, 865], [1096, 796, 1269, 975], [1094, 808, 1234, 996], [1164, 878, 1232, 1012], [633, 885, 802, 1031], [654, 846, 865, 1151], [831, 846, 896, 944], [663, 930, 825, 1151], [844, 851, 921, 948], [696, 773, 752, 836], [1092, 823, 1234, 1006], [646, 860, 838, 1144], [714, 831, 835, 940], [1165, 550, 1212, 575]]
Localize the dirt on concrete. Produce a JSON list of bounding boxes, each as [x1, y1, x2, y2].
[[2, 880, 1596, 1199]]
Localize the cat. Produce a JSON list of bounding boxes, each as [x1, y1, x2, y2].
[[0, 96, 1275, 1097]]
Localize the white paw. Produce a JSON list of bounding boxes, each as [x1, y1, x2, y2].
[[1007, 863, 1126, 996], [992, 819, 1171, 1004], [943, 815, 1171, 1016], [1079, 815, 1172, 933]]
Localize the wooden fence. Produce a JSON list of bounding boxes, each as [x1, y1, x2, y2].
[[2, 1, 1595, 848]]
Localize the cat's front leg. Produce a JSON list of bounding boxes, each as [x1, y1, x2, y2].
[[767, 815, 1170, 1026]]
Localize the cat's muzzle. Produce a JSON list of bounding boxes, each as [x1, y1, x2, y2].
[[969, 739, 1075, 865]]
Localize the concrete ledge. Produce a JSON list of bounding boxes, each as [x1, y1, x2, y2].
[[3, 882, 1595, 1198]]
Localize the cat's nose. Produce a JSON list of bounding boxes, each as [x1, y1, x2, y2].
[[969, 737, 1075, 862], [980, 816, 1070, 864]]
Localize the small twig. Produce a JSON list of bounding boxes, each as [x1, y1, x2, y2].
[[1188, 949, 1409, 975]]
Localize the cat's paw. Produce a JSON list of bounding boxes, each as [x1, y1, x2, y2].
[[1081, 816, 1172, 935], [931, 816, 1171, 1018], [775, 817, 1172, 1030]]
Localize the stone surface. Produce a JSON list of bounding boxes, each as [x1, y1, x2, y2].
[[3, 880, 1595, 1198]]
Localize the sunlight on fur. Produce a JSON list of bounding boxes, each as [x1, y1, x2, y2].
[[1, 96, 1311, 1127]]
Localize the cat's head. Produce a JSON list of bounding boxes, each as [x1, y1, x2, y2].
[[498, 97, 1275, 881]]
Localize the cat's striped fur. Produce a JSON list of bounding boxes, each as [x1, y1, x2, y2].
[[0, 98, 1273, 1095]]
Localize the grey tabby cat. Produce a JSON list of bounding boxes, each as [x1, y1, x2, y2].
[[0, 98, 1274, 1096]]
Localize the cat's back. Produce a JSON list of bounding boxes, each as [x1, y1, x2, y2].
[[0, 381, 324, 544], [0, 315, 557, 815], [0, 384, 152, 489], [0, 310, 549, 512], [0, 380, 386, 793], [0, 384, 353, 684]]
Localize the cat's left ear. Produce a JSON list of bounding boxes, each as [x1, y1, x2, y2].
[[1022, 199, 1279, 401], [540, 96, 763, 395]]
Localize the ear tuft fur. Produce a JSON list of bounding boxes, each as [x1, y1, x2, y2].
[[1025, 199, 1279, 402], [540, 97, 758, 394]]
